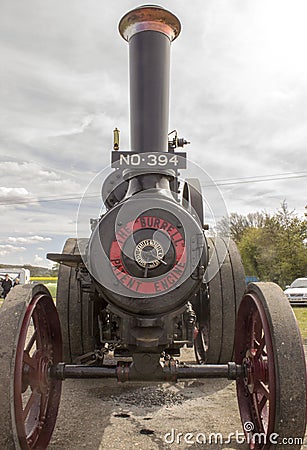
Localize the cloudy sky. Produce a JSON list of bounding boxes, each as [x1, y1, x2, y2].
[[1, 0, 306, 267]]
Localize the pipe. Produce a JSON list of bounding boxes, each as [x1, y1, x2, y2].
[[119, 5, 181, 153]]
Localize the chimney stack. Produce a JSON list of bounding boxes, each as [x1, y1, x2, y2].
[[119, 5, 181, 153]]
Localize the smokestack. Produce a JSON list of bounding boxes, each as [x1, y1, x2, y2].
[[119, 5, 181, 153]]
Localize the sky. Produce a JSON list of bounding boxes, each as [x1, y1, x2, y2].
[[0, 0, 306, 267]]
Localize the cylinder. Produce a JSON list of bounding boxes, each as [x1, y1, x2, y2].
[[119, 6, 181, 153]]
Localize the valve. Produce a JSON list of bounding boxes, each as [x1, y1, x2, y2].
[[168, 130, 190, 151]]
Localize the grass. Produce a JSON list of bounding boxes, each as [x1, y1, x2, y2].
[[30, 278, 57, 299], [42, 282, 57, 299], [293, 307, 307, 340]]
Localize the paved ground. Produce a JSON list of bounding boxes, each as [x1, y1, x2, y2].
[[1, 295, 304, 450], [48, 348, 307, 450]]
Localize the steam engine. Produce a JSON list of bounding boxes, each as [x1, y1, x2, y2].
[[1, 6, 305, 450], [48, 6, 207, 368]]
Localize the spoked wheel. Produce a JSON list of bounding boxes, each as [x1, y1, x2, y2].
[[235, 282, 306, 449], [57, 238, 96, 363], [194, 236, 246, 364], [0, 284, 62, 450]]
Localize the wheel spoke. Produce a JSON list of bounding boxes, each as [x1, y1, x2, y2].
[[25, 330, 37, 354], [259, 392, 268, 412], [257, 381, 269, 399], [39, 392, 49, 423], [251, 310, 262, 349], [253, 388, 269, 434], [23, 351, 36, 370], [32, 310, 43, 350], [255, 335, 266, 359], [236, 289, 275, 439], [23, 388, 39, 421]]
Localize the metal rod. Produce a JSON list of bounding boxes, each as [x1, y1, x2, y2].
[[50, 363, 118, 380], [173, 365, 236, 379], [50, 362, 242, 381]]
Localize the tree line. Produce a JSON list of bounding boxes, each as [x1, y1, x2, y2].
[[218, 201, 307, 288]]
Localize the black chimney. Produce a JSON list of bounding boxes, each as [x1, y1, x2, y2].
[[119, 5, 181, 153]]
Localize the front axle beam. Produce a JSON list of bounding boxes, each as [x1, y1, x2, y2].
[[50, 362, 243, 382]]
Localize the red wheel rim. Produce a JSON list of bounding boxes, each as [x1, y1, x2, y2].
[[235, 292, 276, 449], [14, 293, 62, 449]]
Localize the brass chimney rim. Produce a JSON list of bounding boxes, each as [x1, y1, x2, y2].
[[119, 5, 181, 42]]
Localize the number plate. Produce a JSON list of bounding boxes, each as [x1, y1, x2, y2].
[[111, 152, 187, 169]]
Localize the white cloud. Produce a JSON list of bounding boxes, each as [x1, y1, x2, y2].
[[33, 254, 43, 265], [0, 162, 83, 195], [0, 163, 87, 221], [8, 235, 52, 244], [0, 244, 26, 257], [0, 187, 36, 205], [0, 162, 57, 181]]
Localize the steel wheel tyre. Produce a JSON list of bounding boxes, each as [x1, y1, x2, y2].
[[57, 238, 95, 363], [182, 178, 204, 224], [0, 284, 62, 449], [195, 236, 245, 364], [235, 282, 306, 449]]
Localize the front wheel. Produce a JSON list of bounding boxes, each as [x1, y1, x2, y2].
[[0, 284, 62, 449], [235, 282, 306, 449]]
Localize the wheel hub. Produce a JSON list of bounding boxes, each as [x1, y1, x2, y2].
[[37, 355, 52, 394], [22, 350, 53, 395], [243, 349, 268, 394]]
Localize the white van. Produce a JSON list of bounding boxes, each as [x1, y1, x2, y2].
[[0, 268, 30, 297]]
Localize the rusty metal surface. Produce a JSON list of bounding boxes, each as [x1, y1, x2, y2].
[[119, 5, 181, 42]]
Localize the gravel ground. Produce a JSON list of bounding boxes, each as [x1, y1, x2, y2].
[[48, 347, 307, 450]]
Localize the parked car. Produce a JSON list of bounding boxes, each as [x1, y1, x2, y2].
[[245, 276, 259, 284], [284, 277, 307, 306]]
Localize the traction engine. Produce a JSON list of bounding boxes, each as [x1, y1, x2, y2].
[[0, 5, 306, 450]]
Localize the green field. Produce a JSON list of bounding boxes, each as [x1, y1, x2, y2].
[[43, 282, 57, 299], [29, 277, 57, 299], [293, 307, 307, 340]]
